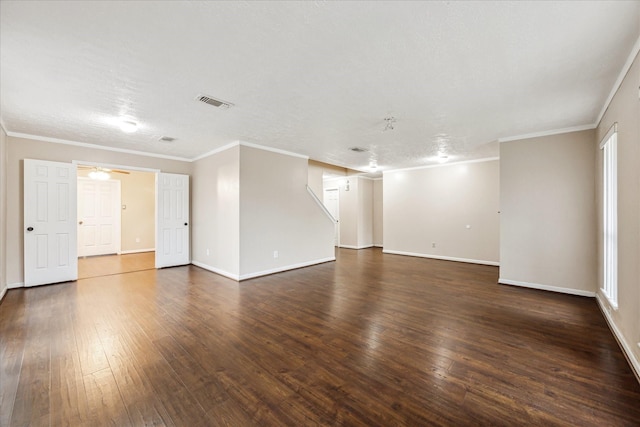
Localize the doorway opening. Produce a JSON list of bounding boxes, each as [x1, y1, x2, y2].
[[323, 187, 340, 246], [76, 163, 156, 279]]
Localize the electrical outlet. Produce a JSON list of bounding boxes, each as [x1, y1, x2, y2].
[[206, 248, 210, 256], [273, 250, 279, 258], [135, 237, 140, 243], [432, 242, 436, 248]]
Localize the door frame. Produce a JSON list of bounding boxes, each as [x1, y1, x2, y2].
[[73, 160, 161, 267], [323, 187, 340, 247]]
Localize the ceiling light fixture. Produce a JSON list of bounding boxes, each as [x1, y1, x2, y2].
[[383, 117, 396, 132], [88, 169, 110, 180], [119, 120, 138, 133], [437, 154, 449, 164]]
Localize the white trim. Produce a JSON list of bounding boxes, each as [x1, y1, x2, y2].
[[238, 257, 335, 281], [306, 185, 336, 223], [498, 278, 596, 297], [72, 160, 160, 173], [6, 132, 192, 162], [599, 122, 618, 149], [8, 282, 24, 289], [191, 141, 240, 161], [120, 248, 155, 255], [191, 261, 240, 281], [596, 35, 640, 126], [353, 175, 377, 181], [239, 141, 308, 160], [383, 249, 499, 266], [384, 157, 499, 174], [0, 286, 6, 302], [340, 244, 374, 250], [498, 124, 596, 143], [596, 294, 640, 384]]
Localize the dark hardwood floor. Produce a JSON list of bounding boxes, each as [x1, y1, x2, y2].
[[1, 248, 639, 426]]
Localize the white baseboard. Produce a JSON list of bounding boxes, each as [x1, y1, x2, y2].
[[498, 278, 596, 297], [596, 293, 640, 383], [383, 249, 499, 267], [8, 282, 24, 289], [191, 261, 240, 281], [192, 257, 336, 281], [339, 244, 374, 250], [120, 248, 155, 255], [238, 257, 336, 281], [0, 286, 6, 302]]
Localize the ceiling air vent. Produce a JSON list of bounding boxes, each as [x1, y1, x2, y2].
[[349, 147, 368, 153], [196, 94, 234, 109], [159, 136, 176, 143]]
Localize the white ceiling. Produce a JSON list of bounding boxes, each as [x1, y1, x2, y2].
[[1, 1, 639, 172]]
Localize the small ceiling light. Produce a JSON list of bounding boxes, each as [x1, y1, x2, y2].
[[369, 161, 378, 170], [88, 169, 110, 180], [119, 120, 138, 133], [437, 154, 449, 164], [383, 117, 396, 132]]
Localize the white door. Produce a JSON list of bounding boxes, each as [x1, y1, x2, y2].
[[24, 159, 78, 287], [156, 173, 190, 268], [324, 188, 340, 246], [77, 177, 121, 257]]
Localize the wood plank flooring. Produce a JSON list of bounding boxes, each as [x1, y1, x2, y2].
[[1, 248, 639, 426], [77, 252, 155, 279]]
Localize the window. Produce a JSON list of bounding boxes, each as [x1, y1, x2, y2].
[[600, 124, 617, 308]]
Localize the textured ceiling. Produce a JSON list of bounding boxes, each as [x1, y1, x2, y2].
[[1, 1, 639, 172]]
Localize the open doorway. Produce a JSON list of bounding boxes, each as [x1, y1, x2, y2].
[[76, 164, 156, 279]]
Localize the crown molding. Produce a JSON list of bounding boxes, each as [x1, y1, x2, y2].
[[6, 132, 192, 162], [498, 124, 596, 143], [384, 157, 499, 174], [595, 34, 640, 126]]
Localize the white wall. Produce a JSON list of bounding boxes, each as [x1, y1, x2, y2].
[[499, 130, 596, 295], [384, 159, 499, 265], [192, 143, 335, 280], [357, 178, 373, 248], [5, 136, 192, 286], [308, 159, 348, 198], [324, 176, 374, 249], [0, 126, 7, 301], [373, 179, 383, 247], [595, 51, 640, 375], [239, 145, 335, 278], [191, 145, 240, 278]]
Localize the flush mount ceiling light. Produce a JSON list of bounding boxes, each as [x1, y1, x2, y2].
[[383, 117, 396, 132], [119, 120, 138, 133], [88, 169, 110, 180], [437, 153, 449, 164]]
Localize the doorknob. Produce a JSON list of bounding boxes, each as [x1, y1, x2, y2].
[[184, 222, 188, 226], [78, 221, 83, 225], [26, 227, 34, 232]]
